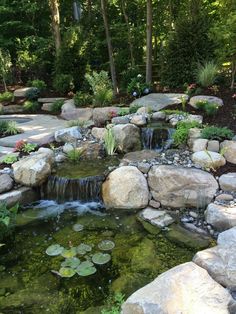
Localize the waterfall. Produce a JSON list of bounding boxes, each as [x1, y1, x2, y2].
[[141, 124, 175, 152], [41, 175, 104, 203]]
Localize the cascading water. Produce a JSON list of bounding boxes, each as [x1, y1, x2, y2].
[[41, 175, 104, 203], [141, 123, 175, 152]]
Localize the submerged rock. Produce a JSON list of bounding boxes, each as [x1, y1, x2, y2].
[[102, 166, 149, 210], [121, 262, 233, 314], [148, 165, 218, 209], [139, 207, 174, 229]]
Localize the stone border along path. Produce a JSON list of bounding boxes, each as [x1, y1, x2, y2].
[[0, 114, 67, 149]]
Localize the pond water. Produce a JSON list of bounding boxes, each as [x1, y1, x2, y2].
[[0, 200, 196, 313]]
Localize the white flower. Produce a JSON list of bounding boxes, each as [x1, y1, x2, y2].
[[137, 74, 142, 78]]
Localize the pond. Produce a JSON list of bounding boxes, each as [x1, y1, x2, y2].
[[0, 200, 197, 313]]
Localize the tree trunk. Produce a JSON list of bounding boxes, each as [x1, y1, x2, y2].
[[101, 0, 119, 95], [121, 0, 135, 67], [230, 59, 236, 90], [146, 0, 153, 84], [49, 0, 61, 54]]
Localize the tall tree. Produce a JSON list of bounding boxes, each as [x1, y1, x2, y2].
[[49, 0, 61, 54], [146, 0, 153, 84], [101, 0, 119, 95]]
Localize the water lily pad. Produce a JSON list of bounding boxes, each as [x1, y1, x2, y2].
[[73, 224, 84, 232], [98, 240, 115, 251], [61, 257, 81, 269], [77, 243, 92, 255], [92, 253, 111, 265], [76, 261, 97, 276], [46, 244, 64, 256], [59, 267, 76, 278], [61, 247, 77, 258]]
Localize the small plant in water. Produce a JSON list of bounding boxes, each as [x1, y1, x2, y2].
[[66, 147, 84, 163]]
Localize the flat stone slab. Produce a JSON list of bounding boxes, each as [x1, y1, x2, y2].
[[130, 93, 187, 111], [0, 146, 15, 157], [0, 114, 67, 147], [0, 187, 38, 207], [122, 150, 159, 164], [190, 95, 223, 109], [14, 87, 34, 98], [38, 97, 67, 103]]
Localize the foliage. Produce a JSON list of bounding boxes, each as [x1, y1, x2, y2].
[[0, 120, 20, 136], [53, 74, 74, 94], [201, 126, 234, 141], [85, 71, 113, 106], [127, 74, 150, 97], [14, 140, 37, 153], [0, 49, 12, 91], [162, 109, 188, 116], [120, 66, 141, 91], [181, 96, 188, 111], [25, 87, 40, 100], [129, 105, 140, 114], [1, 154, 18, 165], [196, 61, 218, 87], [173, 121, 202, 147], [195, 100, 219, 115], [104, 127, 116, 156], [66, 148, 84, 163], [0, 202, 18, 241], [101, 293, 125, 314], [51, 100, 64, 113], [27, 79, 47, 91], [23, 100, 40, 113], [0, 91, 13, 102], [73, 91, 93, 107], [118, 108, 130, 116]]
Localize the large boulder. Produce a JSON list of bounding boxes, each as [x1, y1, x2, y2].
[[121, 262, 233, 314], [12, 152, 53, 187], [148, 165, 218, 208], [191, 151, 226, 169], [61, 99, 93, 122], [112, 124, 141, 153], [93, 107, 119, 126], [102, 166, 149, 210], [54, 126, 82, 143], [192, 139, 208, 152], [205, 203, 236, 231], [193, 227, 236, 289], [189, 95, 224, 109], [219, 173, 236, 192], [220, 141, 236, 164], [0, 173, 14, 194], [14, 87, 35, 98]]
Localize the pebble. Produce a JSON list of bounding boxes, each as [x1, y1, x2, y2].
[[189, 211, 198, 219]]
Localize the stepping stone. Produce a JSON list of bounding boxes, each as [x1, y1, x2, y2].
[[130, 93, 187, 111], [38, 97, 67, 103], [0, 146, 15, 157]]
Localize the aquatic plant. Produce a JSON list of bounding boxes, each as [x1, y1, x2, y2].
[[73, 223, 84, 232], [61, 247, 77, 258], [98, 240, 115, 251], [92, 252, 111, 265], [61, 257, 81, 269], [104, 127, 116, 156], [59, 267, 76, 278], [76, 261, 97, 276], [46, 244, 64, 256]]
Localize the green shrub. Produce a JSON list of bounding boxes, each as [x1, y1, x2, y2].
[[104, 127, 116, 156], [23, 100, 40, 113], [129, 105, 140, 114], [196, 61, 218, 87], [25, 87, 40, 100], [0, 120, 20, 136], [53, 74, 74, 94], [51, 100, 64, 113], [201, 126, 234, 141], [21, 143, 37, 153], [173, 121, 202, 147], [0, 91, 13, 102], [118, 108, 130, 116], [66, 147, 84, 163], [73, 91, 93, 107], [85, 71, 113, 107], [0, 120, 9, 135], [27, 79, 47, 92], [1, 154, 18, 164], [127, 74, 150, 97], [162, 109, 189, 116], [120, 66, 141, 91], [195, 100, 219, 115]]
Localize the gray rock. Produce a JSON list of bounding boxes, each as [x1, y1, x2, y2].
[[205, 203, 236, 231], [148, 165, 218, 209], [122, 262, 232, 314], [151, 111, 166, 121], [55, 154, 66, 163], [219, 173, 236, 192], [191, 151, 226, 169], [130, 114, 147, 126], [93, 107, 119, 126], [188, 128, 202, 149], [14, 87, 35, 98], [192, 139, 208, 152], [54, 126, 82, 143], [220, 140, 236, 164], [62, 143, 74, 153], [190, 95, 223, 109], [0, 187, 39, 207], [149, 199, 161, 209], [122, 150, 159, 163], [139, 207, 174, 228], [0, 173, 14, 194], [41, 103, 54, 112], [207, 140, 220, 153], [91, 127, 106, 141], [130, 93, 187, 111], [215, 194, 234, 202], [102, 166, 149, 210], [38, 97, 66, 103], [111, 116, 130, 124], [61, 100, 93, 122], [137, 162, 151, 174], [112, 124, 141, 153]]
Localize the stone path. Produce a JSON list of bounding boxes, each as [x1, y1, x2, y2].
[[0, 114, 67, 148], [130, 93, 187, 111]]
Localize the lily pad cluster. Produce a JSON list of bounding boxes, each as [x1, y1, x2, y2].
[[46, 240, 115, 278]]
